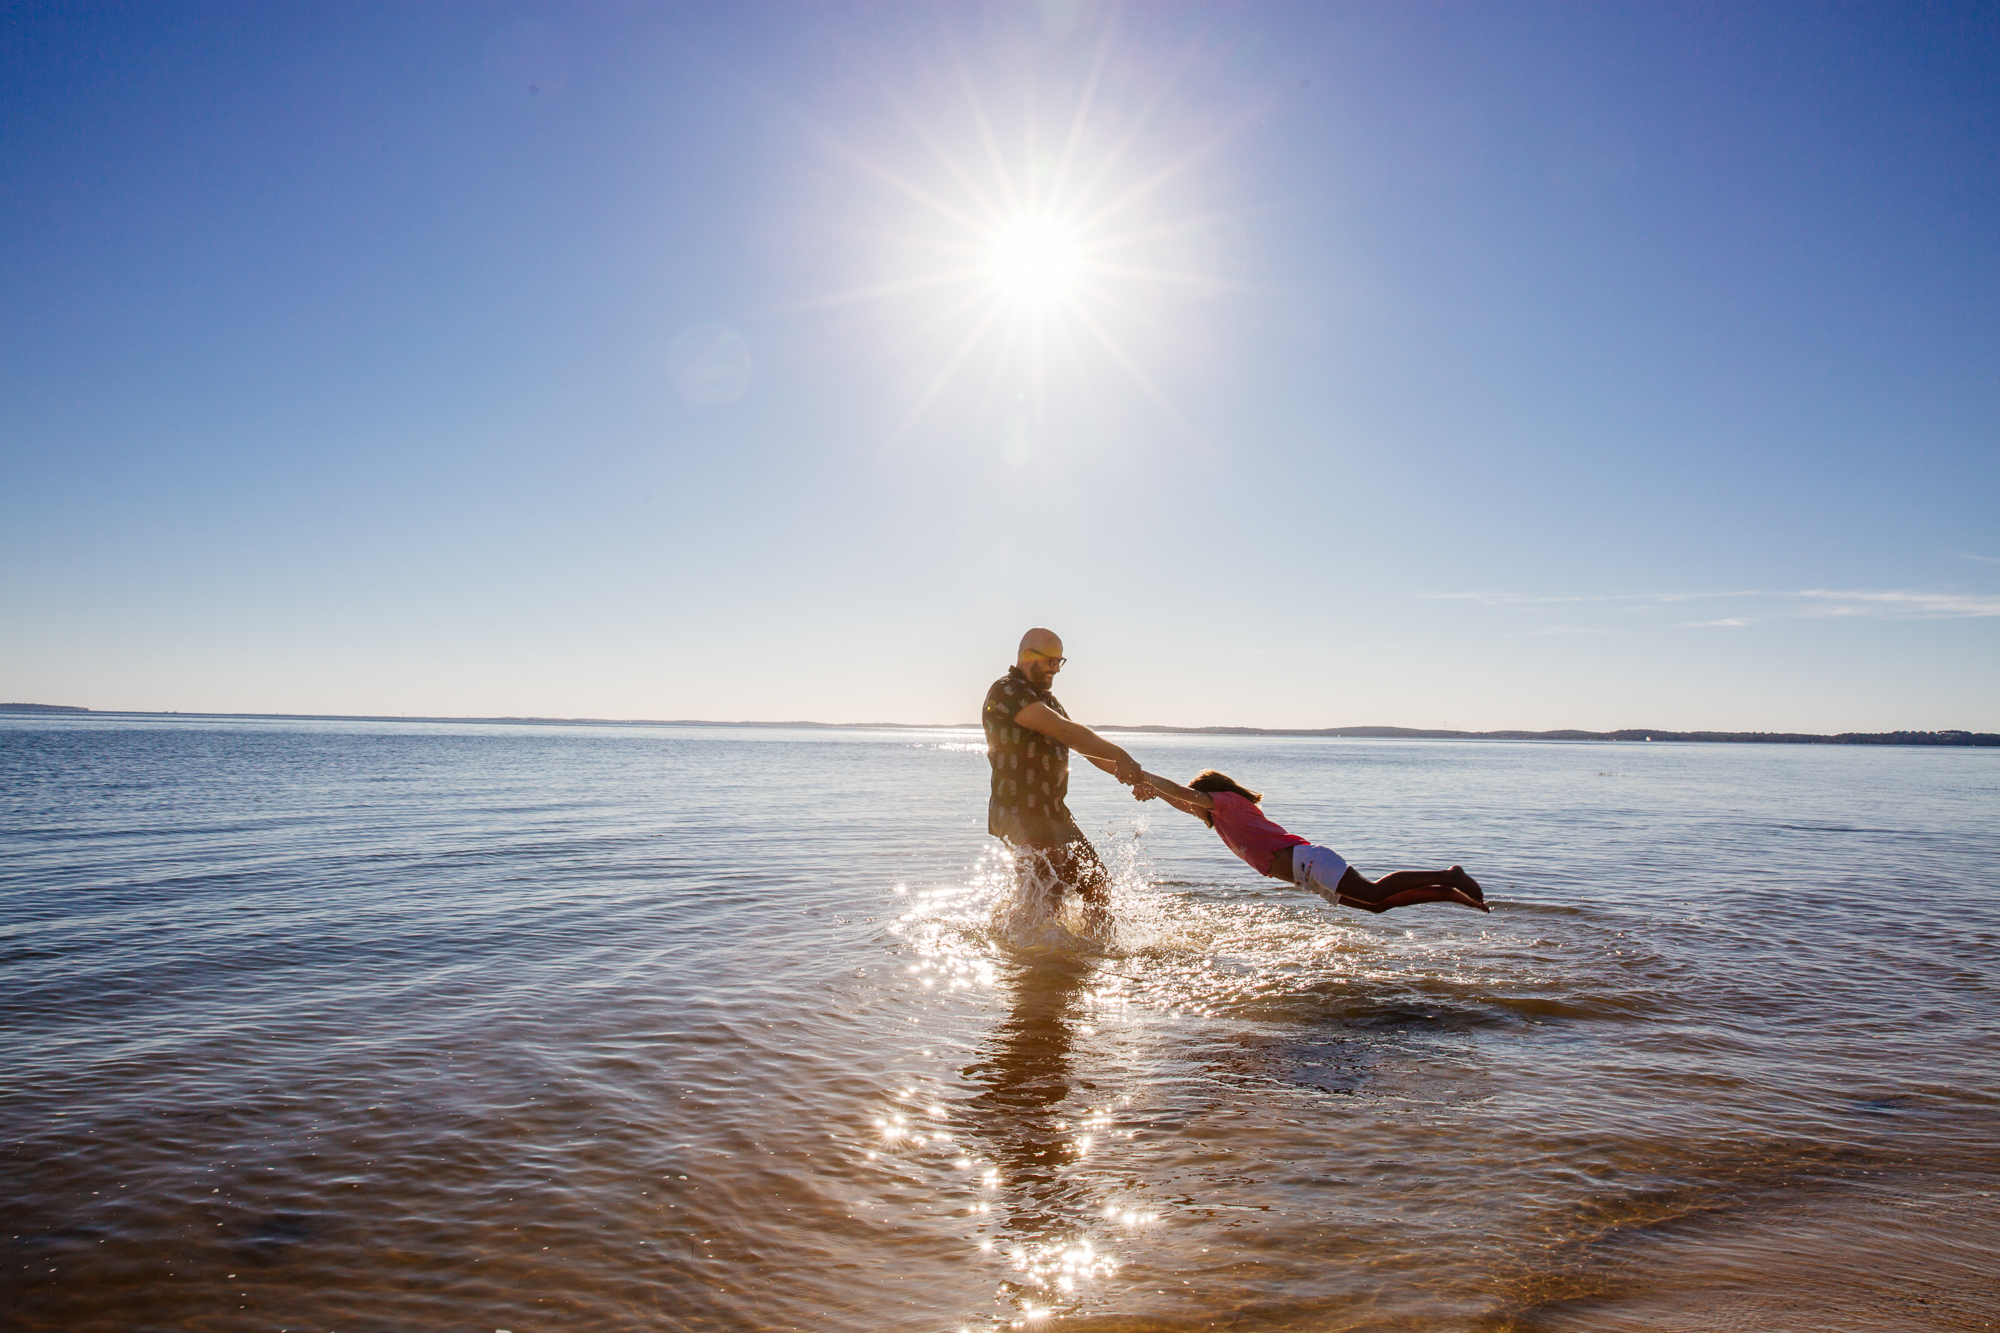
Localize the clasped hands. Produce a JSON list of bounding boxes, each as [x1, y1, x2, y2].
[[1113, 755, 1158, 801]]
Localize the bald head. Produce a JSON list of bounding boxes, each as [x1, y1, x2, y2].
[[1018, 627, 1063, 661], [1017, 627, 1065, 688]]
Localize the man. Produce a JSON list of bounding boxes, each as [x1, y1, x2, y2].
[[982, 628, 1145, 904]]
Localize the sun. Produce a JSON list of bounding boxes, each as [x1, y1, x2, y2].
[[803, 21, 1240, 442], [986, 216, 1083, 305]]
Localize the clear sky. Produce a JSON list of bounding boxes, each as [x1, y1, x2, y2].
[[4, 1, 1996, 731]]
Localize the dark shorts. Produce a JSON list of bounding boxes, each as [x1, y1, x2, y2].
[[1006, 836, 1110, 904]]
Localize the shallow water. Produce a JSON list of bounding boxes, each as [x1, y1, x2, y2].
[[4, 716, 1997, 1331]]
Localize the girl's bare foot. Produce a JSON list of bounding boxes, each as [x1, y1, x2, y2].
[[1426, 885, 1489, 913], [1450, 866, 1485, 903]]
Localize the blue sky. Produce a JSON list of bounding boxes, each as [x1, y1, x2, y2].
[[3, 1, 1995, 730]]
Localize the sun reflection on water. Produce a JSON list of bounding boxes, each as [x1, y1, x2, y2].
[[869, 847, 1183, 1320], [869, 826, 1523, 1323]]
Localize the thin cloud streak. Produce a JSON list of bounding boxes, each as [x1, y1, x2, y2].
[[1426, 590, 1768, 607], [1429, 587, 2000, 625], [1796, 589, 2000, 618], [1505, 624, 1617, 638]]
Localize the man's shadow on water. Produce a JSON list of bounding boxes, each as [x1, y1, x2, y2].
[[958, 958, 1098, 1247]]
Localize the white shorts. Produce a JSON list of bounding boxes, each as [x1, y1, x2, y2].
[[1290, 844, 1350, 905]]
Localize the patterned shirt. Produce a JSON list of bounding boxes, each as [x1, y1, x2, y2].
[[983, 666, 1079, 848]]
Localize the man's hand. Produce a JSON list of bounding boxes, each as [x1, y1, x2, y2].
[[1114, 754, 1143, 786]]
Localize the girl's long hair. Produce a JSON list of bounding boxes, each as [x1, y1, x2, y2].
[[1189, 770, 1261, 802], [1188, 770, 1260, 826]]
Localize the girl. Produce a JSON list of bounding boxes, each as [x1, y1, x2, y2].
[[1135, 769, 1488, 913]]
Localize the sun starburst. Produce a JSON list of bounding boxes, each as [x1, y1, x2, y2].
[[803, 21, 1244, 447]]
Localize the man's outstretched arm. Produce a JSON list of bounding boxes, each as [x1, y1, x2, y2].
[[1014, 702, 1143, 785]]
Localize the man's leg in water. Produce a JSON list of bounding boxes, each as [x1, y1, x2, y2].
[[1049, 839, 1111, 904], [1011, 838, 1112, 905], [1336, 865, 1486, 913]]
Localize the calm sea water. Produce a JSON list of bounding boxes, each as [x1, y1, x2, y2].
[[4, 715, 1997, 1332]]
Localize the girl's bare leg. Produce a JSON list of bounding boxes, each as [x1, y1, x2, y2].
[[1335, 866, 1488, 914]]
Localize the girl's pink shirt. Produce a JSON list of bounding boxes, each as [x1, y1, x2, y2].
[[1207, 791, 1307, 877]]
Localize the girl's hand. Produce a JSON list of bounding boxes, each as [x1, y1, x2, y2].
[[1132, 784, 1158, 802]]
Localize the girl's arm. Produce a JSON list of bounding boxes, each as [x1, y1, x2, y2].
[[1135, 770, 1213, 819]]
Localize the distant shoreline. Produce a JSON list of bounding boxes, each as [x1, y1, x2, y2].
[[3, 704, 1995, 746], [1099, 723, 2000, 747]]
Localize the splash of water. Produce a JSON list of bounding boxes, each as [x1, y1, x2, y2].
[[982, 832, 1167, 960]]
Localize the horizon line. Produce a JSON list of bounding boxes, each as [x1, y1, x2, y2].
[[2, 705, 1994, 745]]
